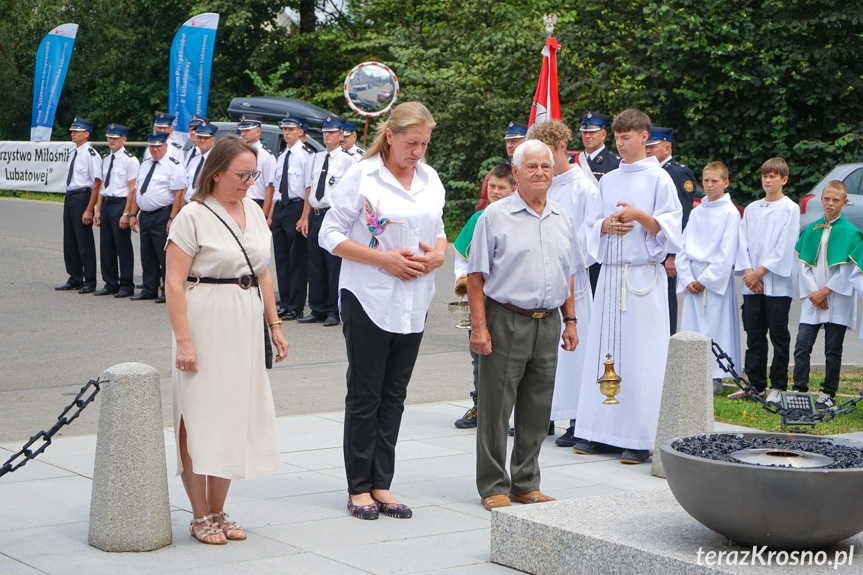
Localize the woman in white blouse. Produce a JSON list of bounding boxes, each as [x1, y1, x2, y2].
[[319, 102, 448, 520]]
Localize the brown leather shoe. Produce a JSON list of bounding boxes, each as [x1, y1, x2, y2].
[[508, 491, 556, 504], [481, 494, 511, 511]]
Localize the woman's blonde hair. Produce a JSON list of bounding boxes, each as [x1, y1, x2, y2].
[[362, 101, 436, 164], [192, 136, 257, 202]]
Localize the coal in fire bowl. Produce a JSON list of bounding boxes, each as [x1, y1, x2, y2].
[[659, 432, 863, 549]]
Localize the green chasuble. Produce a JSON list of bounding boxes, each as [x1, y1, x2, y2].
[[796, 214, 863, 268], [454, 210, 484, 260], [850, 237, 863, 273]]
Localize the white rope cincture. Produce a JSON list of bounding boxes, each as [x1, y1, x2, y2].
[[610, 262, 661, 311]]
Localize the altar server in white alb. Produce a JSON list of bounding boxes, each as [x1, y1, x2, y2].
[[527, 120, 597, 448], [793, 181, 863, 409], [572, 109, 682, 465], [731, 157, 799, 402], [676, 161, 741, 395]]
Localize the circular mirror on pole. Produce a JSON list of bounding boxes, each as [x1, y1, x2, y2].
[[343, 62, 399, 145]]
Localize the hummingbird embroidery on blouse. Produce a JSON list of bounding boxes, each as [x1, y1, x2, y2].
[[364, 198, 404, 248]]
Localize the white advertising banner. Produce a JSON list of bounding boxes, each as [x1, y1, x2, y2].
[[0, 141, 75, 193]]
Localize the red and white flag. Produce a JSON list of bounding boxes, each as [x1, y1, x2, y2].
[[528, 36, 561, 127]]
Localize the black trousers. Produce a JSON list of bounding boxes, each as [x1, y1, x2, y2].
[[668, 275, 678, 335], [138, 206, 170, 296], [63, 190, 96, 287], [307, 209, 341, 316], [793, 322, 846, 397], [252, 198, 264, 210], [99, 197, 134, 292], [588, 262, 601, 296], [341, 289, 423, 494], [271, 201, 307, 313], [741, 294, 792, 392]]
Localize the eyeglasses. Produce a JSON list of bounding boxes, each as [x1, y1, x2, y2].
[[227, 169, 261, 184]]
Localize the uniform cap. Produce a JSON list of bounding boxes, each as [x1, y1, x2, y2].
[[188, 115, 205, 129], [646, 127, 673, 146], [146, 131, 168, 145], [279, 113, 305, 130], [195, 119, 217, 137], [105, 123, 129, 138], [342, 120, 358, 135], [153, 112, 176, 128], [238, 114, 263, 130], [579, 111, 611, 132], [69, 117, 94, 132], [504, 121, 528, 140], [322, 116, 343, 132]]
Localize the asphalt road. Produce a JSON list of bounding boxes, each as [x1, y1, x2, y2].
[[2, 196, 861, 443]]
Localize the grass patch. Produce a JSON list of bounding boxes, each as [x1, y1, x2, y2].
[[0, 190, 64, 202], [715, 377, 863, 435]]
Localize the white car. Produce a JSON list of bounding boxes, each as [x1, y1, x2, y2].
[[799, 163, 863, 231]]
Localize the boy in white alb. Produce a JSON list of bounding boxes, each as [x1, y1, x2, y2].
[[731, 157, 800, 402], [572, 109, 682, 465], [676, 161, 741, 394], [792, 180, 863, 409]]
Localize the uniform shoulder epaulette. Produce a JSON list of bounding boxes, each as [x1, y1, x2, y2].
[[344, 150, 354, 156], [261, 145, 272, 155], [171, 141, 182, 149], [302, 144, 315, 154], [124, 150, 134, 158], [88, 147, 98, 157], [169, 156, 181, 165], [102, 151, 110, 159]]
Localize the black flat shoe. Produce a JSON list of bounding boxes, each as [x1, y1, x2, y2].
[[297, 314, 325, 324], [323, 313, 340, 327], [279, 310, 303, 320], [155, 295, 166, 304], [55, 282, 82, 291], [347, 495, 379, 520], [93, 287, 118, 296], [114, 290, 134, 298], [130, 292, 157, 301], [78, 285, 95, 294]]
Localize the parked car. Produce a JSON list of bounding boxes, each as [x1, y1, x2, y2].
[[798, 163, 863, 231]]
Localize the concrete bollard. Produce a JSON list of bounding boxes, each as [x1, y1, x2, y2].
[[651, 332, 713, 479], [88, 362, 172, 552]]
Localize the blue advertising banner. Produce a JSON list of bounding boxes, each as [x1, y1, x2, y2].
[[168, 13, 219, 145], [30, 23, 78, 142]]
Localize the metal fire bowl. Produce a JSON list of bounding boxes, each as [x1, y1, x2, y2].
[[659, 432, 863, 549]]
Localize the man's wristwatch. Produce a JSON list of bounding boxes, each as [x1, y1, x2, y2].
[[122, 213, 136, 218], [563, 317, 578, 323]]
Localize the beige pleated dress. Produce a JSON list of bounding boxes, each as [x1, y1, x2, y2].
[[167, 196, 280, 480]]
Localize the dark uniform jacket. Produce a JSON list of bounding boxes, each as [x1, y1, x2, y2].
[[662, 156, 697, 229]]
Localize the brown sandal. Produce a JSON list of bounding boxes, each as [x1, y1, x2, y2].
[[214, 511, 247, 541], [189, 514, 227, 545]]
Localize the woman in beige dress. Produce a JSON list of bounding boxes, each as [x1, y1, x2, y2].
[[165, 136, 289, 545]]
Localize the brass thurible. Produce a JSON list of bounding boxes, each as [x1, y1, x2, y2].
[[597, 354, 621, 405]]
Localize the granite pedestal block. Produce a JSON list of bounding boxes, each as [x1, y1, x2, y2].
[[88, 362, 172, 552], [491, 489, 862, 574], [652, 332, 714, 478]]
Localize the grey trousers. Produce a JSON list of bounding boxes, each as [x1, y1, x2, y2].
[[476, 299, 560, 498]]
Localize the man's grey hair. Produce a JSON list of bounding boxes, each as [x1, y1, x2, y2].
[[512, 139, 555, 170]]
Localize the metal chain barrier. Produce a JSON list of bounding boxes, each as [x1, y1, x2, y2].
[[712, 342, 863, 428], [0, 378, 103, 479]]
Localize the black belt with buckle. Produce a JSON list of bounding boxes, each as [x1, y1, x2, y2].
[[187, 274, 259, 289], [492, 299, 556, 319], [313, 207, 329, 216], [278, 198, 303, 206], [66, 187, 92, 195]]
